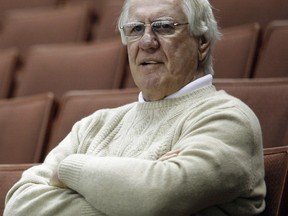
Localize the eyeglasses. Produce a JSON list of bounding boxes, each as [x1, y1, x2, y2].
[[121, 20, 189, 39]]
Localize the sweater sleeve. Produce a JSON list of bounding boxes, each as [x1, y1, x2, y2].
[[4, 116, 106, 216], [58, 106, 265, 216]]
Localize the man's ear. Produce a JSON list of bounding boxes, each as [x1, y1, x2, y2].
[[198, 36, 210, 62]]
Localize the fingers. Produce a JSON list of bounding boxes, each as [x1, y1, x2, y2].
[[49, 170, 67, 188], [158, 153, 178, 161], [158, 149, 181, 161]]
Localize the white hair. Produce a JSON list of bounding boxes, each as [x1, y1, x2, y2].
[[117, 0, 221, 75]]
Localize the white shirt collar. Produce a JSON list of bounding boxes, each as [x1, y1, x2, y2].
[[138, 74, 213, 103]]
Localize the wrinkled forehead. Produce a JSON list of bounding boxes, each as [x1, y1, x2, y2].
[[127, 0, 187, 22]]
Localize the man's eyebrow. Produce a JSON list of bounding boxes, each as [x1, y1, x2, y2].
[[154, 16, 174, 21], [125, 21, 143, 25], [125, 16, 176, 25]]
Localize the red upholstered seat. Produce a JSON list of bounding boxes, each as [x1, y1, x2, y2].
[[0, 93, 55, 163], [0, 49, 19, 99], [214, 78, 288, 148], [260, 146, 288, 216], [253, 20, 288, 78], [14, 39, 127, 98]]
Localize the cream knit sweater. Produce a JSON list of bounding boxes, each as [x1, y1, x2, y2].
[[4, 85, 266, 216]]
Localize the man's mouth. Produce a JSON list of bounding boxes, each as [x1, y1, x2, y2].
[[140, 61, 161, 66]]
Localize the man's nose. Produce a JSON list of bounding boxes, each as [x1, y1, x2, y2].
[[138, 27, 159, 51]]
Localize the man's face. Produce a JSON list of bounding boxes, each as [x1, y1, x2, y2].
[[126, 0, 201, 101]]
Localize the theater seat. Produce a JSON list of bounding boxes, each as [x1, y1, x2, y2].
[[43, 88, 138, 158], [64, 0, 124, 41], [0, 5, 91, 54], [92, 0, 124, 41], [0, 163, 36, 216], [260, 146, 288, 216], [209, 0, 288, 31], [64, 0, 105, 20], [0, 93, 55, 163], [213, 23, 260, 78], [0, 0, 59, 22], [0, 49, 19, 99], [121, 64, 137, 89], [14, 39, 127, 98], [214, 78, 288, 148], [253, 20, 288, 78]]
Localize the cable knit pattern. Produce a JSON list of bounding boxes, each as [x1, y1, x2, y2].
[[4, 85, 266, 216]]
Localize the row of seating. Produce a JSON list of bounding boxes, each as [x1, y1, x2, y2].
[[0, 19, 287, 100], [210, 0, 288, 32], [0, 0, 124, 52], [0, 1, 287, 83], [0, 78, 287, 165], [0, 78, 287, 215], [71, 0, 288, 34], [0, 0, 60, 20], [212, 21, 288, 79], [0, 4, 93, 55], [1, 0, 288, 32], [0, 145, 287, 216], [0, 39, 127, 99], [0, 2, 287, 75]]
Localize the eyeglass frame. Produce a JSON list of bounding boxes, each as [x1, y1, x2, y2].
[[120, 20, 189, 40]]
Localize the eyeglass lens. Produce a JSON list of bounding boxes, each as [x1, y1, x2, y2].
[[123, 21, 179, 37]]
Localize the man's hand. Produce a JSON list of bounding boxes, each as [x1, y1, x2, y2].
[[49, 167, 67, 188], [158, 149, 180, 161]]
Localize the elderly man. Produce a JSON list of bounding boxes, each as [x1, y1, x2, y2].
[[4, 0, 266, 215]]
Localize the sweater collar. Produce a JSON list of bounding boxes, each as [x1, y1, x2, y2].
[[138, 74, 213, 103]]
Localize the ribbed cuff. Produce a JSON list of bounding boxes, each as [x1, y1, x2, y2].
[[81, 201, 105, 216], [58, 154, 88, 191]]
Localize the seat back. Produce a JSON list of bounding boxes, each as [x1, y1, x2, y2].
[[0, 0, 59, 21], [0, 5, 91, 54], [0, 49, 19, 99], [209, 0, 288, 31], [0, 0, 58, 10], [253, 20, 288, 78], [93, 0, 124, 41], [0, 93, 55, 163], [213, 23, 260, 78], [64, 0, 105, 20], [44, 88, 138, 158], [214, 78, 288, 148], [14, 39, 127, 98], [121, 64, 137, 89], [64, 0, 124, 41], [260, 146, 288, 216], [0, 163, 36, 216]]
